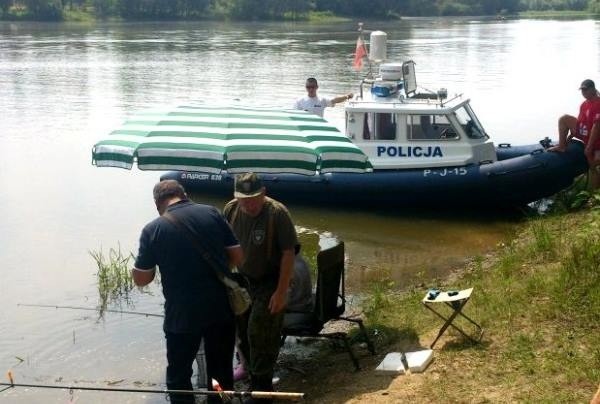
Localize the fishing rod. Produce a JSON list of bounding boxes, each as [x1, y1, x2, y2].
[[0, 382, 304, 400], [1, 373, 305, 400], [17, 303, 163, 318]]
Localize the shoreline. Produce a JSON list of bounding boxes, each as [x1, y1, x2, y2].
[[278, 197, 600, 402]]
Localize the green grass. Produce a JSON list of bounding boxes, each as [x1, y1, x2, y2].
[[359, 208, 600, 402], [362, 270, 395, 326], [306, 11, 351, 23], [518, 10, 597, 18], [63, 9, 95, 22]]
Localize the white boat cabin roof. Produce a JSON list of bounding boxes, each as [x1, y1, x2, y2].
[[343, 62, 497, 170], [347, 94, 468, 114]]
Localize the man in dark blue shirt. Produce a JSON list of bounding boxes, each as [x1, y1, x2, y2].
[[133, 180, 243, 404]]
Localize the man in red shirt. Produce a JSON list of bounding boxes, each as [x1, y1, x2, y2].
[[550, 79, 600, 187]]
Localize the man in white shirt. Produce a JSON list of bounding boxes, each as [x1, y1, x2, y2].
[[294, 77, 353, 117]]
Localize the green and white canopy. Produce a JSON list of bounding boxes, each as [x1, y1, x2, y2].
[[92, 106, 371, 175]]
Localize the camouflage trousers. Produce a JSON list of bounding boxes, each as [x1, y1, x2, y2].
[[236, 279, 283, 392]]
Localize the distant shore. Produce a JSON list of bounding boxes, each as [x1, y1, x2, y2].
[[1, 9, 597, 23]]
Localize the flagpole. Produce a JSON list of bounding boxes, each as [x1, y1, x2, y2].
[[354, 22, 373, 100], [357, 22, 373, 79]]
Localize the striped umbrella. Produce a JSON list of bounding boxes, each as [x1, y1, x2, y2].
[[92, 105, 371, 175]]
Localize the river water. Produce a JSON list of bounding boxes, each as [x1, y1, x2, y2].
[[0, 18, 598, 402]]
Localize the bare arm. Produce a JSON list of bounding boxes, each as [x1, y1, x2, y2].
[[226, 245, 244, 268], [330, 93, 353, 105], [585, 122, 600, 165], [269, 248, 295, 314], [131, 267, 156, 286], [591, 383, 600, 404]]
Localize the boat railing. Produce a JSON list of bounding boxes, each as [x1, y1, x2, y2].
[[357, 78, 462, 108]]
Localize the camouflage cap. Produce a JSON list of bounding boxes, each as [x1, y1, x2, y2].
[[234, 172, 264, 198]]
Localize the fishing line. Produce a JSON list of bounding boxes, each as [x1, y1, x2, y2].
[[12, 306, 306, 400], [17, 303, 163, 318]]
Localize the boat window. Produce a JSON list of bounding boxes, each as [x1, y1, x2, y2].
[[407, 114, 459, 141], [362, 114, 371, 139], [455, 106, 486, 139], [362, 113, 397, 140]]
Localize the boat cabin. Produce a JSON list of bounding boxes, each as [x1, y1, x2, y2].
[[345, 61, 497, 170]]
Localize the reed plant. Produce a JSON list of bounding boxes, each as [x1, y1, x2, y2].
[[89, 245, 135, 316], [362, 269, 395, 326], [528, 219, 558, 259]]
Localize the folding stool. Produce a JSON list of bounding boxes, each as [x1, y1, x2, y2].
[[422, 287, 483, 348]]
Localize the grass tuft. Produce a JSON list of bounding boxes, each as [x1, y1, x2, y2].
[[89, 245, 135, 317], [362, 269, 395, 326]]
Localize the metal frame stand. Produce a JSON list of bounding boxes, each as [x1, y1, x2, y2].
[[422, 288, 483, 348]]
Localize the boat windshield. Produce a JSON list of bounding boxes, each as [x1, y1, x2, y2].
[[407, 114, 459, 141], [454, 105, 486, 139]]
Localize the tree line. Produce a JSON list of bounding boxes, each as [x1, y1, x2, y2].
[[1, 0, 599, 21]]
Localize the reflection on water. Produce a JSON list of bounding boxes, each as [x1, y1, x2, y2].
[[293, 203, 518, 290], [0, 18, 598, 402], [189, 192, 518, 292]]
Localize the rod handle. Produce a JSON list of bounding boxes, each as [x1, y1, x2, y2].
[[251, 391, 305, 400]]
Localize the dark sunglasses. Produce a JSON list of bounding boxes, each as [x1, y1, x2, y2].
[[306, 85, 316, 89]]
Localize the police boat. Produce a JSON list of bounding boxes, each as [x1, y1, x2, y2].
[[161, 56, 586, 208], [162, 23, 587, 208]]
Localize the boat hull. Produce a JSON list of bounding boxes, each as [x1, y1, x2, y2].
[[161, 141, 587, 208]]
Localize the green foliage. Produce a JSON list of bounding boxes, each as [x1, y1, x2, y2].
[[503, 332, 536, 362], [215, 0, 310, 20], [118, 0, 212, 19], [554, 214, 600, 325], [549, 175, 600, 213], [439, 1, 477, 16], [63, 7, 93, 21], [342, 205, 599, 401], [3, 0, 596, 20], [20, 0, 63, 20], [520, 0, 588, 10], [307, 10, 350, 22], [528, 219, 557, 259], [0, 0, 12, 15], [362, 270, 395, 325], [92, 0, 118, 18], [317, 0, 407, 18], [89, 245, 135, 317]]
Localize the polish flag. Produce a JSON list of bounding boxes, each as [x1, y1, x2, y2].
[[353, 36, 367, 71]]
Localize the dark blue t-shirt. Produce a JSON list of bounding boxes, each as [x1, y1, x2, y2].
[[134, 200, 239, 333]]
